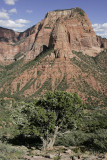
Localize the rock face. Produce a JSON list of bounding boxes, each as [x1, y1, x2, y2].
[[49, 8, 102, 58], [97, 36, 107, 48], [0, 7, 107, 64], [0, 8, 107, 107], [0, 27, 19, 42]]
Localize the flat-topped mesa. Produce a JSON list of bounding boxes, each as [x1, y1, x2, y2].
[[31, 7, 101, 59], [44, 8, 85, 28], [0, 7, 107, 64], [47, 8, 102, 58], [45, 8, 84, 19]]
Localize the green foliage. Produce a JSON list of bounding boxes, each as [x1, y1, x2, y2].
[[74, 7, 84, 16], [12, 101, 56, 136], [34, 48, 54, 62], [0, 48, 106, 108], [55, 129, 107, 152], [11, 91, 85, 149], [0, 48, 54, 100], [81, 109, 107, 152], [0, 57, 24, 94], [82, 110, 107, 132], [56, 75, 68, 91], [0, 92, 107, 153], [55, 131, 91, 147], [36, 91, 85, 132], [12, 48, 54, 75], [29, 78, 52, 99], [0, 140, 25, 160], [18, 78, 36, 94], [17, 83, 20, 92], [54, 8, 84, 16], [92, 129, 107, 151], [14, 52, 24, 61], [71, 50, 107, 108], [93, 49, 107, 71], [0, 99, 19, 143], [44, 25, 51, 29], [0, 100, 11, 139], [5, 58, 24, 72], [55, 109, 107, 152], [12, 38, 26, 46]]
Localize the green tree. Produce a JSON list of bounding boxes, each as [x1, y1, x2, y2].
[[12, 91, 85, 150]]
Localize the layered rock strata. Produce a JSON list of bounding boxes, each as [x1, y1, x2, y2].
[[0, 8, 107, 64]]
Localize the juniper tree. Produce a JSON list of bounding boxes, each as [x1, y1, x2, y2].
[[12, 91, 85, 150]]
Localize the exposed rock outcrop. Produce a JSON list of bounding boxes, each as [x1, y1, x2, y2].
[[0, 8, 107, 107], [0, 27, 19, 42], [97, 36, 107, 48], [0, 7, 107, 64]]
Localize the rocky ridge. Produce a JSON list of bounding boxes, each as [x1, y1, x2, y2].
[[0, 7, 107, 64], [0, 8, 107, 107]]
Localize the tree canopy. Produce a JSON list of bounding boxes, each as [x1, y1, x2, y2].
[[12, 91, 85, 150]]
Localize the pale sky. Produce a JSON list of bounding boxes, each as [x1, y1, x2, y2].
[[0, 0, 107, 38]]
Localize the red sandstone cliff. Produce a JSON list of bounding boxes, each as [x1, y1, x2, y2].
[[97, 36, 107, 48], [0, 8, 107, 64], [0, 8, 107, 107]]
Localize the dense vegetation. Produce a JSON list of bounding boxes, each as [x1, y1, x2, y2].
[[0, 141, 25, 160], [0, 91, 107, 157], [11, 91, 85, 150], [55, 109, 107, 152]]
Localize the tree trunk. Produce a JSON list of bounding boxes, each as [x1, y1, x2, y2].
[[41, 126, 59, 150], [42, 139, 48, 151]]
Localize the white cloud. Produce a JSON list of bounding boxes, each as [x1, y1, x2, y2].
[[9, 8, 17, 14], [0, 19, 24, 28], [15, 19, 30, 24], [26, 10, 32, 14], [4, 0, 17, 5], [12, 28, 25, 32], [97, 32, 107, 38], [92, 23, 107, 38], [0, 6, 31, 32], [0, 8, 9, 19], [0, 18, 30, 31]]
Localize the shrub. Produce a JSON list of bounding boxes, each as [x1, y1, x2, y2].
[[0, 140, 25, 160], [91, 129, 107, 152], [55, 131, 91, 147]]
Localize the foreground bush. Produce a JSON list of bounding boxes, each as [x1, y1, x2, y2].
[[90, 129, 107, 152], [55, 130, 91, 147], [55, 128, 107, 152], [0, 91, 107, 153], [0, 99, 18, 141], [0, 140, 25, 160]]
